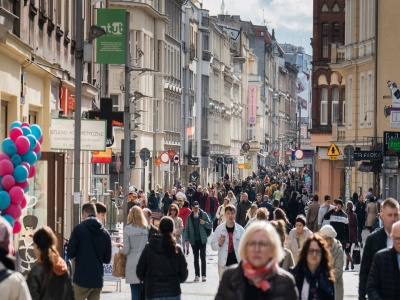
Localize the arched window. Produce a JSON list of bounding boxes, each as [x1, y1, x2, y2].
[[322, 3, 329, 12], [333, 2, 340, 12], [333, 23, 340, 43], [322, 23, 329, 58]]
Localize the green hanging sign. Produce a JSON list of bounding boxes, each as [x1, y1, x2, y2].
[[96, 9, 126, 64]]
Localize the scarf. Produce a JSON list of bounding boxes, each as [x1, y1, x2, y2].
[[301, 263, 334, 300], [242, 259, 278, 292]]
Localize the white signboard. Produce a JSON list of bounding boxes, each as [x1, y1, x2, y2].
[[237, 156, 245, 164], [103, 235, 122, 282], [50, 119, 106, 151], [292, 160, 304, 167], [160, 163, 170, 172], [230, 147, 241, 156]]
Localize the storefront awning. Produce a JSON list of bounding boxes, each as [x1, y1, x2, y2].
[[358, 161, 382, 173]]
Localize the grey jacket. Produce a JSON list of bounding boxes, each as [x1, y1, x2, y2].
[[120, 225, 148, 284]]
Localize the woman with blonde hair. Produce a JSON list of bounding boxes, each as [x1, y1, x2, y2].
[[216, 197, 230, 225], [244, 204, 258, 229], [167, 203, 184, 245], [120, 206, 148, 300], [215, 221, 298, 299]]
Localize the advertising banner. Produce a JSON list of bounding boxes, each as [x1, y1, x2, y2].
[[96, 9, 126, 64], [248, 86, 257, 125]]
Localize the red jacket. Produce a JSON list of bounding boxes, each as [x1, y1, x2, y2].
[[205, 196, 219, 214], [179, 207, 191, 228]]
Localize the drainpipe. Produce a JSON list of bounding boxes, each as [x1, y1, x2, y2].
[[374, 0, 381, 198]]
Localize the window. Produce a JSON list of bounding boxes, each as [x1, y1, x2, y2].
[[360, 0, 365, 42], [367, 0, 373, 38], [110, 94, 119, 111], [333, 23, 340, 43], [348, 77, 353, 126], [332, 88, 339, 122], [322, 23, 329, 58], [360, 75, 365, 126], [261, 32, 264, 37], [367, 73, 372, 125], [333, 2, 340, 12], [320, 88, 328, 125], [342, 89, 346, 124], [29, 111, 37, 125], [322, 3, 329, 12], [1, 102, 7, 141]]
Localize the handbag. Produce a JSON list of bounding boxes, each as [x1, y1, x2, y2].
[[352, 246, 361, 265], [112, 252, 127, 278]]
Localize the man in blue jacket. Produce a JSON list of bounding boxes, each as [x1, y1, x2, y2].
[[68, 203, 112, 300]]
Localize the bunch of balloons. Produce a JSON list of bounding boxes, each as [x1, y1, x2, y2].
[[0, 121, 42, 233]]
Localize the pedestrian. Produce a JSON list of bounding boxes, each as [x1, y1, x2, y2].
[[27, 226, 74, 300], [167, 203, 184, 246], [306, 195, 320, 232], [355, 194, 366, 246], [270, 220, 295, 271], [226, 190, 237, 207], [244, 203, 258, 229], [317, 195, 334, 230], [366, 220, 400, 300], [185, 183, 196, 206], [320, 225, 344, 300], [142, 208, 159, 240], [323, 199, 349, 250], [147, 190, 159, 211], [211, 204, 245, 279], [215, 221, 298, 300], [235, 192, 251, 228], [127, 190, 140, 214], [273, 208, 292, 235], [359, 197, 399, 300], [67, 203, 111, 300], [184, 201, 212, 282], [256, 207, 269, 221], [287, 215, 312, 263], [161, 192, 172, 216], [291, 234, 335, 300], [258, 194, 274, 220], [178, 201, 191, 254], [94, 202, 123, 248], [366, 196, 378, 232], [216, 197, 229, 225], [119, 206, 149, 300], [205, 190, 219, 222], [0, 216, 31, 300], [345, 201, 358, 270], [137, 217, 188, 300]]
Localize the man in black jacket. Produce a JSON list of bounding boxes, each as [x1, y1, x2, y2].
[[235, 193, 251, 227], [68, 203, 112, 300], [359, 197, 399, 300], [324, 198, 349, 250], [367, 220, 400, 300]]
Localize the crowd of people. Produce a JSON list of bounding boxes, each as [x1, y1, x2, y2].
[[0, 166, 398, 300]]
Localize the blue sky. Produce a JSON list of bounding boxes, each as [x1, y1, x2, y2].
[[202, 0, 313, 55]]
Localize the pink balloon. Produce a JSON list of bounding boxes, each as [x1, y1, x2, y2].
[[21, 162, 30, 173], [33, 141, 41, 154], [13, 220, 22, 234], [28, 165, 36, 178], [21, 122, 30, 128], [4, 203, 22, 220], [0, 153, 11, 161], [2, 175, 15, 191], [15, 136, 30, 155], [39, 136, 43, 144], [9, 186, 24, 204], [0, 160, 14, 177], [15, 180, 28, 191], [20, 197, 27, 209], [9, 127, 23, 142]]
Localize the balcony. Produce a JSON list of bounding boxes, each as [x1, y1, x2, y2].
[[330, 43, 345, 64], [202, 50, 212, 62], [189, 44, 196, 61]]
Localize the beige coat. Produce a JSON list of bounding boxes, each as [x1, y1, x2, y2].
[[306, 201, 320, 232], [287, 227, 313, 263], [366, 202, 378, 227], [330, 239, 344, 300]]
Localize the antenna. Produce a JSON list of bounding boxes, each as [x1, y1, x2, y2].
[[221, 0, 225, 14]]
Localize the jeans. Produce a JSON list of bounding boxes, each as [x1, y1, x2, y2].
[[182, 229, 186, 252], [357, 220, 364, 243], [146, 296, 181, 300], [208, 212, 215, 222], [191, 240, 206, 277], [130, 283, 140, 300]]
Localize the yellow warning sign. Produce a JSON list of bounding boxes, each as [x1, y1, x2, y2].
[[327, 143, 340, 156], [330, 156, 338, 161]]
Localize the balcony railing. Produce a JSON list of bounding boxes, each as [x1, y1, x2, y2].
[[202, 50, 212, 61], [330, 43, 345, 64]]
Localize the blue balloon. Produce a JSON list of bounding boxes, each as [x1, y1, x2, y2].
[[10, 121, 22, 130], [11, 154, 22, 167], [2, 214, 14, 227], [0, 176, 2, 191], [22, 126, 32, 136], [30, 124, 42, 141], [26, 134, 37, 152], [0, 191, 10, 209], [21, 151, 37, 165], [1, 138, 17, 157], [13, 165, 28, 183], [24, 183, 29, 193], [36, 151, 41, 161]]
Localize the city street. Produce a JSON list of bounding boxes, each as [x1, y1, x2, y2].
[[100, 228, 368, 299]]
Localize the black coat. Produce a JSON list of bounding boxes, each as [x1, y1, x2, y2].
[[367, 247, 400, 300], [359, 227, 388, 300], [147, 194, 159, 210], [136, 236, 188, 298], [236, 200, 251, 228], [215, 262, 298, 300]]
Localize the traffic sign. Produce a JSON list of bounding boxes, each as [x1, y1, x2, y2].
[[330, 156, 338, 161], [188, 155, 199, 165], [173, 154, 180, 164], [327, 143, 340, 156], [216, 157, 224, 164], [294, 149, 304, 160], [224, 157, 233, 164], [160, 151, 170, 163], [344, 145, 355, 167], [139, 148, 150, 162]]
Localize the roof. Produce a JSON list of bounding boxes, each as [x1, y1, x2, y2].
[[358, 161, 382, 173], [252, 26, 272, 44]]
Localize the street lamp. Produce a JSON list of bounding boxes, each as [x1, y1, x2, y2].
[[73, 2, 106, 227]]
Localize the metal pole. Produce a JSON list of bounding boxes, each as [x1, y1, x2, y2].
[[73, 0, 83, 228], [123, 12, 131, 225]]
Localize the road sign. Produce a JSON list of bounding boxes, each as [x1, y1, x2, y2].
[[344, 145, 355, 167], [354, 151, 382, 161], [330, 156, 338, 160], [188, 155, 199, 165], [292, 159, 304, 167], [216, 157, 224, 164], [160, 151, 170, 163], [328, 143, 340, 156], [294, 149, 304, 160], [244, 163, 252, 169], [173, 154, 180, 164], [224, 157, 233, 164], [139, 148, 150, 162]]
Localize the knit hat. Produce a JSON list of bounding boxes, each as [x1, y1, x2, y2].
[[320, 225, 337, 238], [0, 216, 13, 254]]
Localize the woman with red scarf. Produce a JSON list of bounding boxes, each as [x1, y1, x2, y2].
[[215, 221, 298, 299]]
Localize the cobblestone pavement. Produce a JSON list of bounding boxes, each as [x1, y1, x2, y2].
[[100, 226, 370, 300]]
